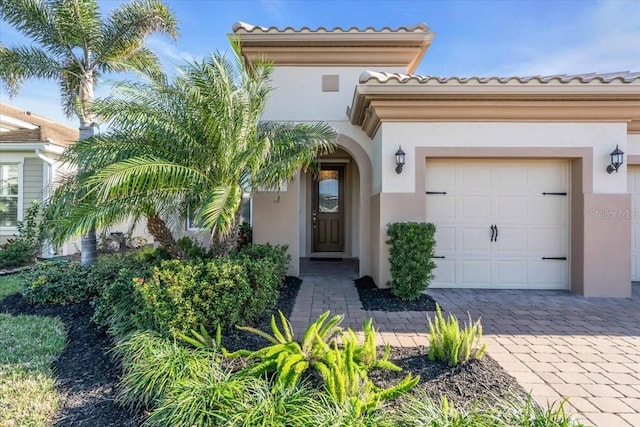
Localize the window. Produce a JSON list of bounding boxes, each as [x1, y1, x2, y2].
[[0, 164, 19, 227]]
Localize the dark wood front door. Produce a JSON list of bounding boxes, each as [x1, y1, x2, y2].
[[313, 165, 345, 252]]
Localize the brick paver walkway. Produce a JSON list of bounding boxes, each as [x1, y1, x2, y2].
[[291, 261, 640, 427]]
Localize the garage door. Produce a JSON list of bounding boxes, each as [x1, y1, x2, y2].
[[426, 159, 569, 289], [628, 166, 640, 281]]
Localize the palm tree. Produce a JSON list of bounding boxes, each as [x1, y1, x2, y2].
[[48, 49, 337, 259], [0, 0, 178, 264]]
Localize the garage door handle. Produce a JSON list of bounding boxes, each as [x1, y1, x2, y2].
[[490, 225, 496, 241], [494, 225, 498, 242]]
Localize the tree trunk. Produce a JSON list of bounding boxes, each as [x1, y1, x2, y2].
[[79, 72, 99, 265], [210, 208, 243, 257], [147, 215, 186, 259]]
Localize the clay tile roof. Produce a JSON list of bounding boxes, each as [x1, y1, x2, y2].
[[359, 70, 640, 84], [0, 103, 78, 147], [232, 21, 431, 34]]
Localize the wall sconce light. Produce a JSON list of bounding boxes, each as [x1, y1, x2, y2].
[[606, 145, 624, 174], [395, 146, 406, 174]]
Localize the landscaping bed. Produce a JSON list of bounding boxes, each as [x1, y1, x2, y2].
[[0, 272, 531, 425], [355, 276, 438, 312]]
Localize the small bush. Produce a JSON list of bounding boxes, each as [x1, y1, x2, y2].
[[114, 331, 214, 410], [427, 304, 487, 367], [91, 250, 161, 337], [20, 261, 92, 304], [176, 236, 214, 260], [386, 222, 437, 300], [0, 202, 45, 269]]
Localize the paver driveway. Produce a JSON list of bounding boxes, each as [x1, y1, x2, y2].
[[291, 261, 640, 427]]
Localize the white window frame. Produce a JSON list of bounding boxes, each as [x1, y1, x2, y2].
[[0, 158, 25, 232]]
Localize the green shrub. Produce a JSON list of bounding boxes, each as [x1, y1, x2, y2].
[[386, 222, 437, 300], [427, 304, 487, 367], [176, 236, 214, 260], [130, 244, 289, 337], [20, 261, 92, 304], [90, 250, 161, 337], [138, 258, 251, 336], [0, 202, 44, 269]]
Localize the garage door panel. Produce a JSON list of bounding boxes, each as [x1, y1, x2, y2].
[[460, 227, 492, 252], [528, 227, 567, 254], [433, 259, 455, 286], [529, 197, 568, 224], [494, 227, 528, 253], [461, 260, 491, 285], [461, 196, 491, 222], [530, 260, 568, 288], [434, 227, 455, 252], [494, 196, 528, 223], [460, 164, 492, 191], [494, 260, 528, 285], [427, 196, 455, 221], [425, 161, 455, 191], [528, 161, 568, 192], [493, 164, 528, 191]]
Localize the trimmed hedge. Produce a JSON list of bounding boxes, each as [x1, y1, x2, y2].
[[386, 222, 437, 300]]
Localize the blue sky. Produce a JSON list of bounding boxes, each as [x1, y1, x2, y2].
[[1, 0, 639, 128]]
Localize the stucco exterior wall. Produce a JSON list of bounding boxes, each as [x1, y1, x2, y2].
[[252, 172, 301, 276], [380, 122, 628, 195], [262, 66, 405, 122]]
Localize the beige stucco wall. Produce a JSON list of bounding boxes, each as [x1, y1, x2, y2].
[[252, 172, 301, 276]]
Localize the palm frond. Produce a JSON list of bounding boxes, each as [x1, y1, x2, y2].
[[0, 0, 71, 57], [51, 0, 101, 57], [86, 156, 210, 202], [96, 0, 177, 66], [0, 45, 61, 96], [197, 184, 243, 237], [99, 46, 163, 79]]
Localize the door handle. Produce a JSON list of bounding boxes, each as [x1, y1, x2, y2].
[[494, 224, 498, 242], [490, 225, 495, 242], [312, 210, 317, 229]]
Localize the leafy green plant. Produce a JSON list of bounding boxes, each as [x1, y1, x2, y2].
[[497, 395, 586, 427], [393, 393, 496, 426], [0, 202, 45, 269], [20, 260, 93, 304], [386, 222, 437, 300], [236, 310, 343, 389], [90, 250, 160, 338], [315, 327, 418, 419], [113, 331, 215, 410], [176, 236, 215, 260], [427, 304, 487, 367], [144, 366, 258, 427]]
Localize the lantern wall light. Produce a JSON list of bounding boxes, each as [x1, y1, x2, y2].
[[395, 146, 406, 174], [606, 145, 624, 174]]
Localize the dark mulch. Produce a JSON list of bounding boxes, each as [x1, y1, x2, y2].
[[0, 294, 140, 427], [355, 276, 438, 311], [0, 273, 527, 424], [370, 346, 528, 409]]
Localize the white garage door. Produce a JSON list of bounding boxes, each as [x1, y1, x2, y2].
[[426, 159, 569, 289], [628, 166, 640, 281]]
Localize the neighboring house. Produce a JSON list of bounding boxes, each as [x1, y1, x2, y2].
[[0, 103, 78, 254], [233, 22, 640, 297]]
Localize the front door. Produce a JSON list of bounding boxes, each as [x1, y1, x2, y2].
[[313, 165, 345, 252]]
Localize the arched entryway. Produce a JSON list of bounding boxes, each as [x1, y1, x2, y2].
[[299, 134, 372, 276]]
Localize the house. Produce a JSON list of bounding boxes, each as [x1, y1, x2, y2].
[[0, 103, 78, 254], [233, 22, 640, 297]]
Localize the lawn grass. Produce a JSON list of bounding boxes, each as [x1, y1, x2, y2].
[[0, 276, 67, 426], [0, 275, 22, 299]]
